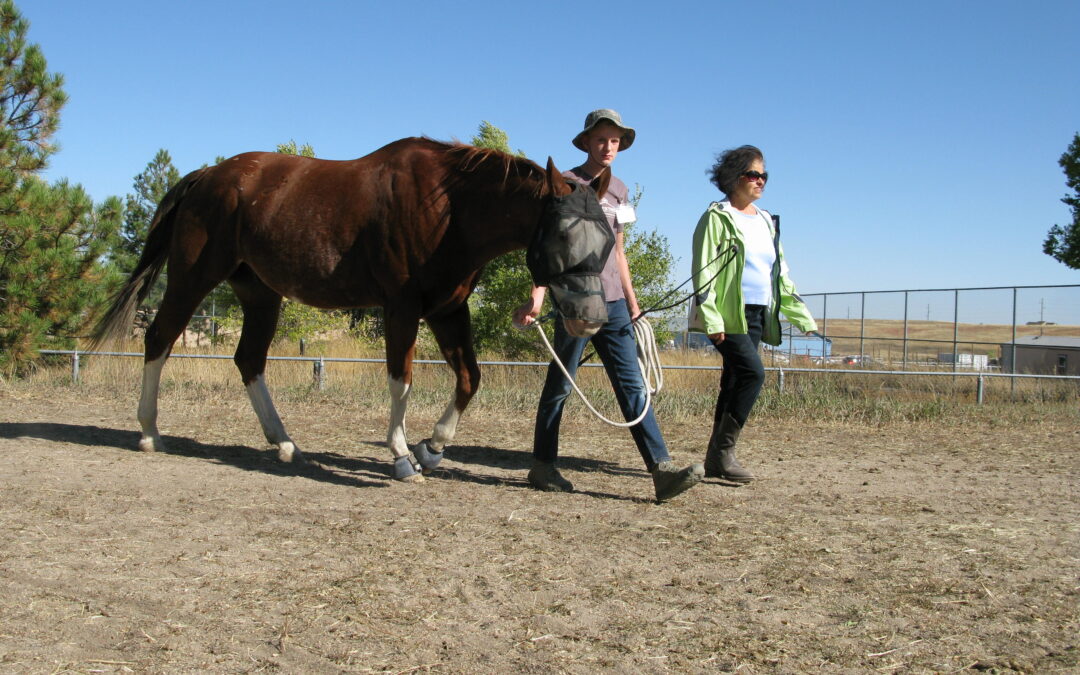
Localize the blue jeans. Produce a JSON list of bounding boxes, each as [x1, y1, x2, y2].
[[533, 299, 671, 470], [713, 304, 767, 428]]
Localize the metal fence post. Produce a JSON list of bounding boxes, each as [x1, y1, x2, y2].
[[902, 290, 909, 370], [313, 357, 325, 390], [71, 351, 80, 384], [778, 367, 785, 393], [859, 292, 866, 361], [1010, 287, 1017, 400], [976, 374, 985, 405], [952, 289, 960, 374], [822, 294, 829, 369]]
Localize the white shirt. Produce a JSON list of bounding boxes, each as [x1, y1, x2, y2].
[[733, 208, 776, 306]]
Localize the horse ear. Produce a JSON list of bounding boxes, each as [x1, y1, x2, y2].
[[546, 157, 570, 196], [591, 167, 610, 200]]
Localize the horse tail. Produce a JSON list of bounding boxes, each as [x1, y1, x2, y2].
[[90, 168, 209, 348]]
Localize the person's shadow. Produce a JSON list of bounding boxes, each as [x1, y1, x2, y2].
[[369, 440, 655, 503]]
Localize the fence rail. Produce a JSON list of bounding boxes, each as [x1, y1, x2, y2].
[[38, 349, 1079, 406]]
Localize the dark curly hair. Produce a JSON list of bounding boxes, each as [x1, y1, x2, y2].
[[707, 145, 764, 197]]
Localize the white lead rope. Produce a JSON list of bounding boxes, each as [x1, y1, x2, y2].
[[530, 316, 663, 428]]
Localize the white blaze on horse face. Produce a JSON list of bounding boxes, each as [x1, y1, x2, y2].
[[245, 375, 299, 462], [387, 376, 411, 458], [429, 401, 462, 452], [137, 354, 167, 453]]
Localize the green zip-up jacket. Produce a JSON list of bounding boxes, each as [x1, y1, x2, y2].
[[690, 200, 817, 346]]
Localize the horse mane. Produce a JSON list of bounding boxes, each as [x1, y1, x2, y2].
[[436, 139, 549, 199]]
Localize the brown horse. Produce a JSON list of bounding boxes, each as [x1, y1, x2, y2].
[[92, 137, 607, 481]]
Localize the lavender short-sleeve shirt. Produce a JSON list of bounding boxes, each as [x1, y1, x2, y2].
[[563, 166, 629, 302]]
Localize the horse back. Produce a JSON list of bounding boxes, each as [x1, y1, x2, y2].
[[177, 141, 464, 310]]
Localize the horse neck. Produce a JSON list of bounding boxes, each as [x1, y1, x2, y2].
[[451, 166, 549, 263]]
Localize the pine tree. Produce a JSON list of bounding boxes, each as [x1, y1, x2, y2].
[[0, 0, 65, 204], [0, 1, 121, 374], [1043, 132, 1080, 269], [0, 177, 122, 372], [107, 148, 183, 319], [118, 149, 180, 274]]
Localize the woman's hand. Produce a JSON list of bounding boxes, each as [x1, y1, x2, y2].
[[708, 332, 726, 345]]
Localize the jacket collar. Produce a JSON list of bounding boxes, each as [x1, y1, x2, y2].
[[711, 200, 775, 235]]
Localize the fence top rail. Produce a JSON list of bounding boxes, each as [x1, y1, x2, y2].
[[804, 283, 1080, 296], [779, 335, 1030, 347], [38, 350, 1080, 380]]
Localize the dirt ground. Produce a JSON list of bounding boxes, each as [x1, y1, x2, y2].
[[0, 383, 1076, 674]]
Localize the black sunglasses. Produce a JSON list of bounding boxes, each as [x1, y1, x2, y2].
[[741, 170, 768, 183]]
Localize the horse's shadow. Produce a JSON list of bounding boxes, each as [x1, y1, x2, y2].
[[0, 422, 652, 501], [0, 421, 386, 489]]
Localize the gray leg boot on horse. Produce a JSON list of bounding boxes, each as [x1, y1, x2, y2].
[[705, 412, 754, 483]]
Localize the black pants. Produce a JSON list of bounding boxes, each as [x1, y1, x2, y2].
[[712, 305, 767, 428]]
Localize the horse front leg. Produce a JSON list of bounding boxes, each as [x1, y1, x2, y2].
[[412, 304, 481, 473], [384, 306, 424, 482]]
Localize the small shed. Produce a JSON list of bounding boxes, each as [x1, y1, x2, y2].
[[999, 336, 1080, 375]]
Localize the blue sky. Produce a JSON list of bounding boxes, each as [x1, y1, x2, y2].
[[22, 0, 1080, 324]]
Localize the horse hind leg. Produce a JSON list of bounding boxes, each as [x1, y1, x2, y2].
[[137, 352, 169, 453], [230, 271, 301, 463], [413, 304, 481, 473], [138, 274, 226, 453]]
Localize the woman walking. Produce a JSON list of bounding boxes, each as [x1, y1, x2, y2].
[[691, 145, 818, 482]]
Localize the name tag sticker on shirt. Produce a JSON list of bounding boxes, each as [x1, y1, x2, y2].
[[614, 203, 637, 225]]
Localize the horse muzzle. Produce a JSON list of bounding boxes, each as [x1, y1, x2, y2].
[[562, 317, 603, 338]]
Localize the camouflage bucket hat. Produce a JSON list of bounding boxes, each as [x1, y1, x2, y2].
[[572, 108, 636, 152]]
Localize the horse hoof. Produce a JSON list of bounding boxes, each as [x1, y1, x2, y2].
[[393, 455, 424, 482], [413, 439, 444, 473], [277, 442, 304, 464], [138, 436, 160, 453]]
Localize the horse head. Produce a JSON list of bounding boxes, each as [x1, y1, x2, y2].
[[529, 159, 616, 338]]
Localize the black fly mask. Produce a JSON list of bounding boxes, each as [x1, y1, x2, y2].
[[526, 180, 615, 338]]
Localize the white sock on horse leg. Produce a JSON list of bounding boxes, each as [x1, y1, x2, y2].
[[137, 354, 168, 452], [245, 375, 299, 461], [387, 376, 412, 459], [429, 401, 462, 452]]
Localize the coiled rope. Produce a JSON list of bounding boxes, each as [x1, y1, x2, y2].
[[529, 315, 662, 428]]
